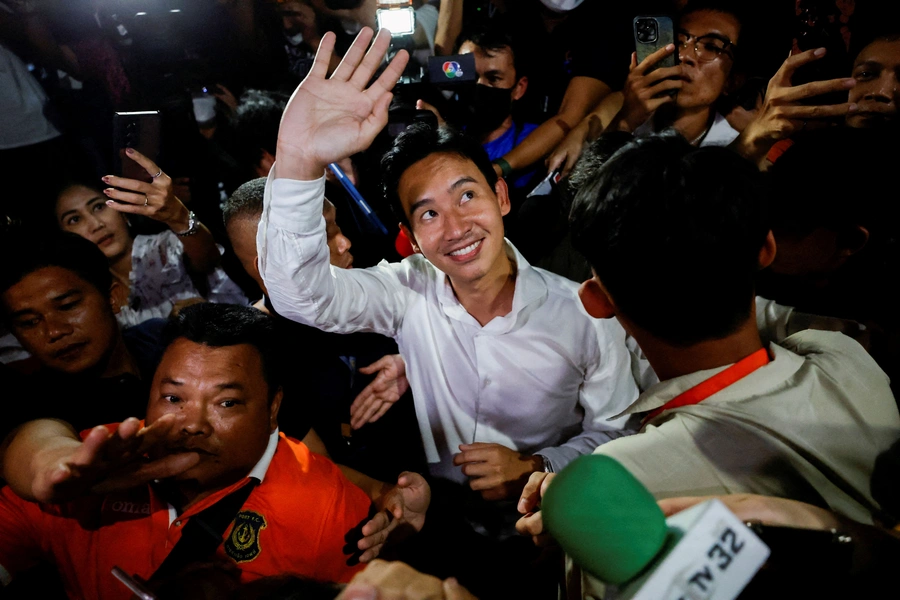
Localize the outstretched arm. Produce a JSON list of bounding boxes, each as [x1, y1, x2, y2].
[[1, 416, 198, 504], [258, 29, 415, 336]]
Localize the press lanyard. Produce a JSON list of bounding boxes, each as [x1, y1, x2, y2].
[[642, 347, 770, 425]]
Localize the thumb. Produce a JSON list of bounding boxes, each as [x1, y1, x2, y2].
[[629, 51, 638, 71], [359, 357, 388, 374]]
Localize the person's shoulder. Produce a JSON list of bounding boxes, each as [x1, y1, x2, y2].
[[385, 254, 442, 293], [780, 330, 889, 384], [531, 265, 585, 306]]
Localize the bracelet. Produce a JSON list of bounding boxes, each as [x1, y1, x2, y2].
[[174, 210, 199, 237], [492, 157, 512, 178]]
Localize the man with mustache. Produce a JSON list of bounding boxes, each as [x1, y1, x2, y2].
[[0, 303, 428, 597]]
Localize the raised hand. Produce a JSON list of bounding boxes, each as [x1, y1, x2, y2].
[[276, 27, 409, 181], [102, 148, 193, 232], [350, 354, 409, 430], [357, 472, 430, 562], [30, 415, 199, 504], [613, 45, 683, 132], [734, 48, 858, 164], [453, 443, 543, 501]]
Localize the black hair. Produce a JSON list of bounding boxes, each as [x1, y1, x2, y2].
[[458, 16, 532, 80], [570, 131, 770, 346], [223, 177, 267, 228], [565, 131, 635, 201], [230, 89, 290, 172], [163, 303, 283, 399], [0, 231, 113, 300], [381, 122, 498, 228]]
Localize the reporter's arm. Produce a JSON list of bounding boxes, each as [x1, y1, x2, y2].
[[497, 76, 611, 176], [433, 0, 463, 56], [1, 419, 80, 502]]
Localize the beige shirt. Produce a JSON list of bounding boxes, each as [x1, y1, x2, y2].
[[596, 330, 900, 525]]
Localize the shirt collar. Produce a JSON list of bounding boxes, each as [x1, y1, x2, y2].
[[249, 428, 280, 483], [701, 113, 739, 147], [611, 343, 805, 420], [435, 239, 547, 330]]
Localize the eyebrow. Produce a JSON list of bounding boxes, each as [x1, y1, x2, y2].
[[853, 60, 883, 69], [8, 289, 80, 320], [159, 378, 246, 391], [59, 195, 105, 222], [408, 177, 479, 216], [678, 29, 734, 45], [484, 69, 503, 79]]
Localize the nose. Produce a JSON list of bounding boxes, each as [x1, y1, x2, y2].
[[87, 212, 105, 233], [335, 232, 351, 254], [45, 314, 74, 343], [679, 44, 698, 66], [867, 73, 898, 104], [178, 401, 213, 437], [443, 208, 471, 241]]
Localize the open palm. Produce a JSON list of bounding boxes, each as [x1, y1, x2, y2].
[[276, 28, 409, 180]]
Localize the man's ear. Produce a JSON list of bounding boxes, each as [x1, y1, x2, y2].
[[836, 225, 869, 259], [254, 149, 276, 178], [269, 387, 283, 432], [108, 280, 125, 315], [399, 223, 421, 254], [253, 255, 262, 279], [494, 177, 511, 217], [579, 278, 617, 319], [511, 75, 528, 102], [758, 230, 777, 270]]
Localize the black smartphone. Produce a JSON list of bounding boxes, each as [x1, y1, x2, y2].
[[113, 111, 161, 183], [634, 16, 677, 72]]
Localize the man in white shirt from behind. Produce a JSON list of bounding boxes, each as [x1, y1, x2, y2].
[[257, 28, 639, 504]]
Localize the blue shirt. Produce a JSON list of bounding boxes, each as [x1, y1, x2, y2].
[[482, 121, 539, 190]]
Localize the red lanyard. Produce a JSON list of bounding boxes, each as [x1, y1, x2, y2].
[[642, 347, 770, 425]]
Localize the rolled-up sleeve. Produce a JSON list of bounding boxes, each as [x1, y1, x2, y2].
[[257, 169, 412, 337]]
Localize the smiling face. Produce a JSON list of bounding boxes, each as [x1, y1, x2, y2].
[[846, 38, 900, 129], [146, 338, 281, 492], [55, 185, 132, 262], [398, 153, 511, 286], [676, 10, 740, 110], [1, 266, 119, 374]]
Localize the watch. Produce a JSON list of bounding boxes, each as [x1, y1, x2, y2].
[[536, 454, 553, 473], [174, 210, 199, 237]]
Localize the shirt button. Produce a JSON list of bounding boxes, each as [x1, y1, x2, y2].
[[175, 520, 182, 527]]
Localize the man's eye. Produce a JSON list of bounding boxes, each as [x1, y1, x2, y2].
[[461, 191, 475, 202], [163, 395, 180, 403], [220, 399, 240, 408], [59, 301, 80, 311], [855, 70, 876, 80], [703, 42, 722, 53], [421, 210, 438, 221], [66, 216, 79, 226], [14, 318, 39, 329]]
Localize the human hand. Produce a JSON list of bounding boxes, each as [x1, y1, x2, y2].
[[212, 84, 238, 113], [658, 494, 843, 530], [30, 415, 199, 504], [614, 46, 683, 132], [337, 560, 478, 600], [350, 354, 409, 429], [275, 27, 409, 181], [515, 471, 556, 547], [547, 115, 600, 177], [736, 48, 858, 163], [358, 472, 430, 562], [415, 99, 446, 127], [102, 148, 193, 232], [453, 443, 543, 501]]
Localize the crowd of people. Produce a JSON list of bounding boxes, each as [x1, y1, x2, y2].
[[1, 0, 899, 598]]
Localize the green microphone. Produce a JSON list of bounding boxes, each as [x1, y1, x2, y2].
[[542, 454, 670, 584]]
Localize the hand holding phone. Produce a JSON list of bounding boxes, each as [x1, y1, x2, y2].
[[613, 17, 684, 132], [113, 111, 161, 183]]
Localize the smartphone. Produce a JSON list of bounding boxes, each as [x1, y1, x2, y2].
[[112, 111, 161, 183], [634, 16, 677, 72]]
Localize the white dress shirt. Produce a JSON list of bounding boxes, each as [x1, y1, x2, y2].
[[258, 174, 640, 483]]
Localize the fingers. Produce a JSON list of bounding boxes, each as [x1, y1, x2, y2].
[[443, 577, 477, 600], [775, 47, 827, 86], [369, 402, 394, 424], [515, 510, 544, 538], [779, 102, 857, 120], [644, 64, 683, 85], [368, 48, 409, 98], [92, 452, 200, 494], [518, 471, 550, 514], [353, 398, 386, 430], [308, 31, 337, 81], [360, 510, 394, 539], [359, 355, 392, 374], [547, 150, 565, 174], [657, 496, 713, 517], [102, 174, 153, 195], [633, 44, 676, 76], [352, 28, 396, 90], [629, 51, 637, 71], [331, 27, 375, 83], [778, 77, 855, 103], [104, 188, 148, 207], [123, 147, 161, 178]]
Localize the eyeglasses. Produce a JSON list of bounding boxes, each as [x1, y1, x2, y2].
[[677, 32, 736, 62]]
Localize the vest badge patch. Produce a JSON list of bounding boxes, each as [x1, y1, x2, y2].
[[225, 510, 267, 563]]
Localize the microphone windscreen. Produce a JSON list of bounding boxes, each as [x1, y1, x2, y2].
[[542, 455, 668, 584]]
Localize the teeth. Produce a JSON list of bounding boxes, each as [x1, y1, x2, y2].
[[449, 240, 481, 256]]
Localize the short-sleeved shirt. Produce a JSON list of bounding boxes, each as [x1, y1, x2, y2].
[[0, 432, 372, 598], [482, 121, 540, 190]]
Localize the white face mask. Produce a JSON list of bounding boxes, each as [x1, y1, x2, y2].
[[286, 31, 305, 46], [192, 95, 217, 125], [538, 0, 585, 12]]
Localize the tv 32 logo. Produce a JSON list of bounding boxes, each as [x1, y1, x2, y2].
[[443, 61, 464, 78]]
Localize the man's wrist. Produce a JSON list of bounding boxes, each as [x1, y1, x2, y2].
[[492, 157, 512, 178], [533, 454, 552, 473], [273, 145, 327, 181]]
